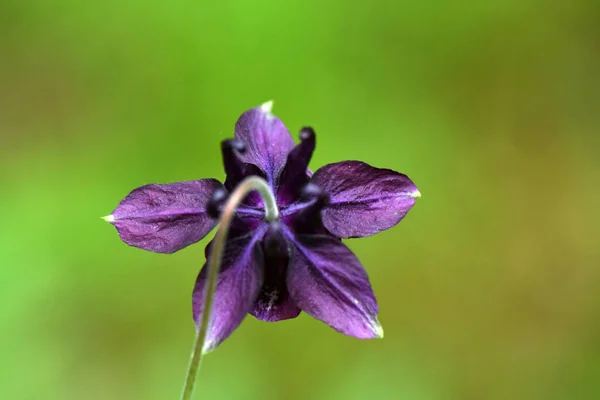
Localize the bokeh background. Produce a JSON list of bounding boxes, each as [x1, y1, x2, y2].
[[1, 1, 599, 399]]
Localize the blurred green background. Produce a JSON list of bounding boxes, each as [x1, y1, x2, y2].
[[1, 1, 599, 399]]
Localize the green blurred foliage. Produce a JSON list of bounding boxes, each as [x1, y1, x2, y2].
[[1, 1, 599, 399]]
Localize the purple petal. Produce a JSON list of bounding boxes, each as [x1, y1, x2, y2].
[[193, 230, 265, 352], [250, 223, 301, 321], [311, 161, 420, 238], [286, 233, 382, 339], [276, 127, 315, 206], [234, 102, 295, 185], [106, 179, 223, 253]]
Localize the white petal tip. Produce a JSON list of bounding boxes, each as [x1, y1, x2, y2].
[[202, 342, 216, 354], [410, 189, 421, 199], [374, 323, 384, 339], [101, 215, 115, 222], [260, 100, 274, 114]]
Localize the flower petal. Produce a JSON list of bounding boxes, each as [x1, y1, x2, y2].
[[234, 102, 295, 185], [106, 179, 223, 253], [250, 223, 300, 321], [311, 161, 420, 238], [192, 229, 265, 352], [286, 233, 382, 339]]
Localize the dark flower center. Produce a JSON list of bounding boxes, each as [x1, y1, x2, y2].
[[209, 131, 333, 317]]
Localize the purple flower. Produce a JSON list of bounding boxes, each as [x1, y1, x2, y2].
[[104, 102, 420, 351]]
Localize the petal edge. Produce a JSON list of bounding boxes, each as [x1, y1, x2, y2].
[[234, 103, 295, 185], [286, 232, 382, 339], [107, 179, 223, 253], [193, 228, 265, 352], [311, 161, 419, 238]]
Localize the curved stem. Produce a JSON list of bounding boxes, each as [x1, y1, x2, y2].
[[180, 176, 278, 400]]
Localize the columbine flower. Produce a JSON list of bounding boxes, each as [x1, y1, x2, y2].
[[104, 101, 420, 352]]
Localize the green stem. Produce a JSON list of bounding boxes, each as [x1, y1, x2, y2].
[[180, 176, 278, 400]]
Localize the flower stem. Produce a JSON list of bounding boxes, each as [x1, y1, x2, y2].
[[180, 176, 278, 400]]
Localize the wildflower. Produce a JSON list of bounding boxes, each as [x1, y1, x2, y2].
[[104, 102, 420, 351]]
